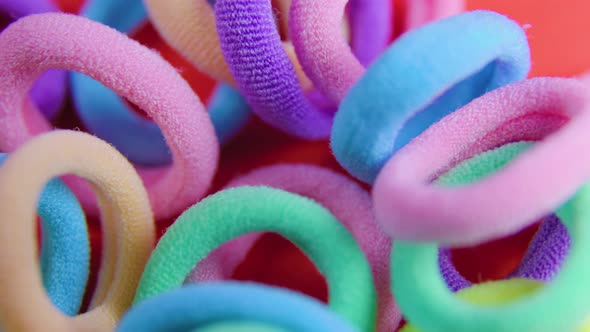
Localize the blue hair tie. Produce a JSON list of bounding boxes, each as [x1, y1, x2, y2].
[[331, 10, 531, 183], [70, 0, 250, 165], [0, 153, 88, 316], [117, 282, 359, 332]]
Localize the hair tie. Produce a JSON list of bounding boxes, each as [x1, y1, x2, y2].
[[0, 0, 66, 119], [0, 13, 219, 220], [404, 0, 465, 31], [373, 77, 590, 245], [290, 0, 460, 104], [331, 10, 530, 183], [0, 130, 155, 331], [134, 186, 376, 331], [119, 282, 359, 332], [188, 164, 399, 331], [0, 153, 89, 316], [70, 0, 249, 166], [391, 140, 590, 332]]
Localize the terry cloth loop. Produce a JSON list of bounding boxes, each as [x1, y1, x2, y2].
[[0, 130, 155, 331], [0, 13, 219, 220], [71, 0, 250, 165], [331, 10, 530, 183], [133, 186, 376, 332]]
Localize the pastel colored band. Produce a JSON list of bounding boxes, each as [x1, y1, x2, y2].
[[0, 0, 66, 119], [0, 13, 219, 220], [188, 164, 399, 331], [0, 153, 89, 316], [0, 130, 155, 331], [133, 186, 376, 332], [71, 0, 249, 165], [331, 10, 530, 183], [373, 77, 590, 245], [143, 0, 311, 87], [194, 322, 287, 332], [391, 141, 590, 332], [290, 0, 461, 103], [118, 283, 358, 332], [439, 214, 570, 292]]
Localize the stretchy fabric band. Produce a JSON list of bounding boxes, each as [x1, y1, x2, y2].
[[188, 164, 399, 331], [143, 0, 311, 87], [134, 186, 376, 331], [373, 77, 590, 245], [332, 10, 530, 183], [0, 0, 66, 119], [434, 142, 570, 291], [440, 215, 570, 292], [193, 322, 287, 332], [391, 141, 590, 332], [0, 153, 89, 316], [0, 130, 155, 331], [119, 283, 358, 332], [71, 0, 249, 165], [290, 0, 459, 103], [404, 0, 465, 31], [0, 13, 219, 220]]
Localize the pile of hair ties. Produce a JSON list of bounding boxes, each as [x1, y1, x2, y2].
[[0, 0, 589, 331]]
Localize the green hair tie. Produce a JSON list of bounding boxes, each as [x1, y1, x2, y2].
[[134, 186, 376, 331], [192, 322, 288, 332], [393, 142, 590, 331]]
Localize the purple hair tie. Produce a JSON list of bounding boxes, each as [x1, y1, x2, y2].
[[214, 0, 390, 139], [0, 0, 66, 119]]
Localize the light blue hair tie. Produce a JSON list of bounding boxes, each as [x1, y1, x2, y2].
[[331, 10, 531, 183], [117, 282, 360, 332], [0, 153, 88, 316], [70, 0, 250, 165]]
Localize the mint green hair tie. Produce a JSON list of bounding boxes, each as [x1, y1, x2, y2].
[[133, 186, 376, 331], [393, 142, 590, 332]]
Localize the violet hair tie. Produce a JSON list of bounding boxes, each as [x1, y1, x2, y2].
[[331, 10, 530, 183], [214, 0, 391, 139], [0, 13, 219, 220], [0, 0, 66, 119], [373, 77, 590, 246], [290, 0, 462, 103], [187, 164, 400, 331], [71, 0, 250, 165]]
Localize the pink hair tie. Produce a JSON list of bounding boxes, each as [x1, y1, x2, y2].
[[373, 77, 590, 245], [0, 13, 219, 220], [289, 0, 464, 103], [187, 164, 401, 331]]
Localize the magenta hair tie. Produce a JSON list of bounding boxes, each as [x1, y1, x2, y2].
[[187, 164, 402, 331], [0, 0, 66, 119], [405, 0, 465, 31], [215, 0, 389, 139], [0, 13, 219, 220], [440, 215, 571, 291], [373, 77, 590, 246]]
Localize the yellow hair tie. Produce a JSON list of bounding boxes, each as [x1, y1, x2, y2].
[[0, 130, 155, 331]]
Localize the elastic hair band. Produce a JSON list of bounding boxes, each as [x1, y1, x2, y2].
[[0, 130, 155, 331], [133, 186, 376, 331], [373, 77, 590, 245], [192, 322, 287, 332], [404, 0, 465, 31], [0, 0, 66, 119], [0, 153, 89, 316], [71, 0, 249, 165], [331, 10, 530, 183], [0, 13, 219, 220], [143, 0, 312, 87], [391, 141, 590, 332], [289, 0, 458, 103], [118, 283, 358, 332], [187, 164, 400, 331]]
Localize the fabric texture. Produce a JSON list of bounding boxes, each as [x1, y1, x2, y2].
[[0, 130, 154, 331], [134, 186, 376, 332], [0, 13, 219, 220], [0, 0, 66, 119], [332, 10, 530, 183], [119, 282, 359, 332]]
